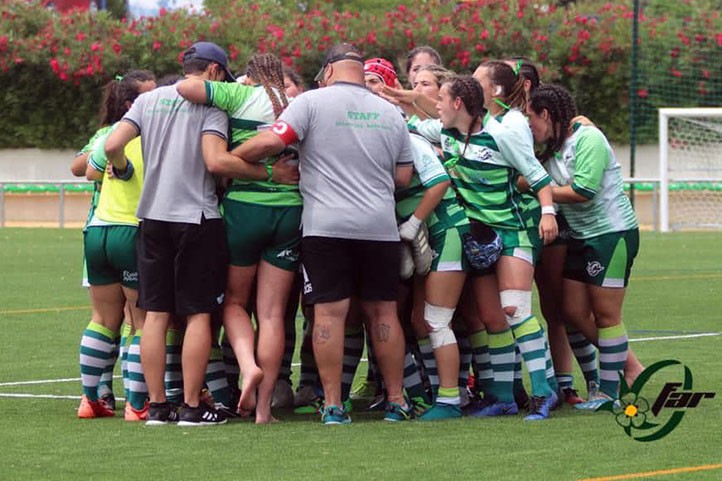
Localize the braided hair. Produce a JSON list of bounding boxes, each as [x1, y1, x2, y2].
[[99, 70, 155, 126], [480, 60, 526, 111], [445, 75, 485, 153], [528, 84, 578, 161], [246, 53, 289, 119]]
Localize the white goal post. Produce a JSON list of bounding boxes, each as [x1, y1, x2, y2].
[[658, 107, 722, 232]]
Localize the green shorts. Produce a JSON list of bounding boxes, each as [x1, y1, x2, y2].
[[222, 199, 301, 271], [564, 228, 639, 287], [430, 224, 470, 272], [83, 225, 139, 289]]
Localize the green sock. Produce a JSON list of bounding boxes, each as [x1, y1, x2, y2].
[[165, 328, 183, 404], [437, 386, 460, 406], [599, 323, 628, 398], [417, 337, 439, 399], [205, 345, 229, 407], [126, 330, 148, 410], [487, 329, 515, 404], [469, 330, 492, 396], [510, 316, 553, 398], [567, 328, 599, 384], [79, 322, 115, 402], [120, 323, 132, 401]]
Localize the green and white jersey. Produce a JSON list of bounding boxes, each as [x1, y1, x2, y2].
[[205, 81, 301, 207], [409, 116, 551, 231], [395, 133, 468, 236], [547, 124, 638, 238], [80, 125, 113, 229]]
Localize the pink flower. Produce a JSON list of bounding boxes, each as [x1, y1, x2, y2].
[[90, 43, 101, 52], [76, 32, 86, 42], [637, 88, 648, 98], [153, 40, 162, 50]]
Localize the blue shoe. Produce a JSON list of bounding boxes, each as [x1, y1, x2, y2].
[[524, 394, 554, 421], [418, 403, 462, 422], [321, 405, 351, 425], [575, 393, 616, 411], [468, 398, 519, 417], [384, 401, 413, 422]]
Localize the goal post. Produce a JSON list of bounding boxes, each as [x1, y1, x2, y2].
[[658, 108, 722, 232]]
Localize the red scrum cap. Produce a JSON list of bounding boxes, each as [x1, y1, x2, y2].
[[364, 58, 398, 87]]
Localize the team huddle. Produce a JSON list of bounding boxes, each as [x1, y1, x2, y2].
[[71, 39, 641, 427]]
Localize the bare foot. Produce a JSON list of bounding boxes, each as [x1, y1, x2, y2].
[[624, 350, 645, 387], [255, 415, 279, 425], [238, 366, 264, 414]]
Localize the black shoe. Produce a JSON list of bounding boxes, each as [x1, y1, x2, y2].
[[100, 393, 116, 411], [514, 387, 530, 410], [146, 402, 180, 426], [177, 402, 228, 427]]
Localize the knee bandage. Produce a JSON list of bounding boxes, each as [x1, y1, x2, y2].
[[424, 303, 456, 349], [499, 290, 532, 327]]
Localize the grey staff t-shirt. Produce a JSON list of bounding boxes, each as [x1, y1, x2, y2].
[[122, 85, 229, 224], [278, 82, 413, 241]]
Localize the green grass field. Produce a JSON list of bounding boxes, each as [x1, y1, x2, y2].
[[0, 228, 720, 481]]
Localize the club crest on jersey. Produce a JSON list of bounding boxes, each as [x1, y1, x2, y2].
[[586, 261, 605, 277]]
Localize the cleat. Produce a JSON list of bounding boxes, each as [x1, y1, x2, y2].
[[561, 387, 584, 406], [78, 395, 114, 419], [350, 380, 378, 401], [418, 403, 462, 421], [586, 380, 600, 399], [368, 393, 387, 411], [575, 392, 616, 411], [271, 379, 295, 409], [124, 402, 149, 422], [524, 392, 557, 421], [467, 397, 519, 417], [215, 403, 240, 419], [178, 402, 227, 426], [100, 392, 116, 411], [384, 401, 413, 422], [321, 405, 351, 425], [411, 396, 432, 418], [145, 402, 180, 426], [343, 398, 353, 414]]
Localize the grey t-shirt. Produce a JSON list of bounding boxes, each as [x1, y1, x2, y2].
[[122, 85, 229, 224], [279, 82, 413, 241]]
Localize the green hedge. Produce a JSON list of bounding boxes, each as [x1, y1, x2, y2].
[[1, 0, 720, 148]]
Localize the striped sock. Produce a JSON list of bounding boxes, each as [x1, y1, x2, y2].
[[126, 330, 148, 410], [487, 329, 515, 404], [120, 323, 132, 401], [342, 328, 364, 401], [556, 372, 574, 390], [79, 322, 116, 402], [165, 328, 183, 404], [469, 330, 492, 396], [205, 345, 230, 407], [298, 321, 318, 389], [542, 328, 558, 393], [417, 337, 439, 399], [599, 323, 628, 398], [567, 328, 600, 384], [403, 345, 429, 403], [279, 314, 296, 383], [512, 345, 525, 398], [97, 332, 119, 398], [220, 332, 240, 390], [510, 315, 553, 398], [457, 334, 472, 393], [437, 386, 460, 407]]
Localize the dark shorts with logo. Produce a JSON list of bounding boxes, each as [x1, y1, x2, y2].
[[84, 225, 138, 289], [301, 236, 400, 304], [222, 199, 301, 271], [564, 228, 639, 288], [137, 217, 228, 316]]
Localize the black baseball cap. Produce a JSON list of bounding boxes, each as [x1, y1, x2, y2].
[[314, 43, 364, 82], [183, 42, 236, 83]]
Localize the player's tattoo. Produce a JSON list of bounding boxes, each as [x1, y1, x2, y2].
[[375, 323, 391, 342], [313, 325, 331, 344]]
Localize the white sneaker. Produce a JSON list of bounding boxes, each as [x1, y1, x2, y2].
[[272, 379, 294, 409]]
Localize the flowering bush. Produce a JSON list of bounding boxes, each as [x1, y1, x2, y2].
[[1, 0, 720, 148]]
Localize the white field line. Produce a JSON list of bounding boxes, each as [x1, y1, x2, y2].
[[0, 333, 718, 393]]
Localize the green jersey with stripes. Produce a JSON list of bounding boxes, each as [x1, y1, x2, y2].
[[205, 81, 301, 206], [409, 116, 551, 231], [547, 124, 638, 238], [395, 133, 468, 236], [79, 125, 113, 228]]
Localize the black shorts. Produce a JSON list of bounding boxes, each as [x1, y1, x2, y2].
[[137, 218, 228, 316], [301, 236, 400, 304]]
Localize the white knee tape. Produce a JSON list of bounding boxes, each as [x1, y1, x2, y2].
[[424, 303, 456, 349], [499, 289, 532, 326]]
